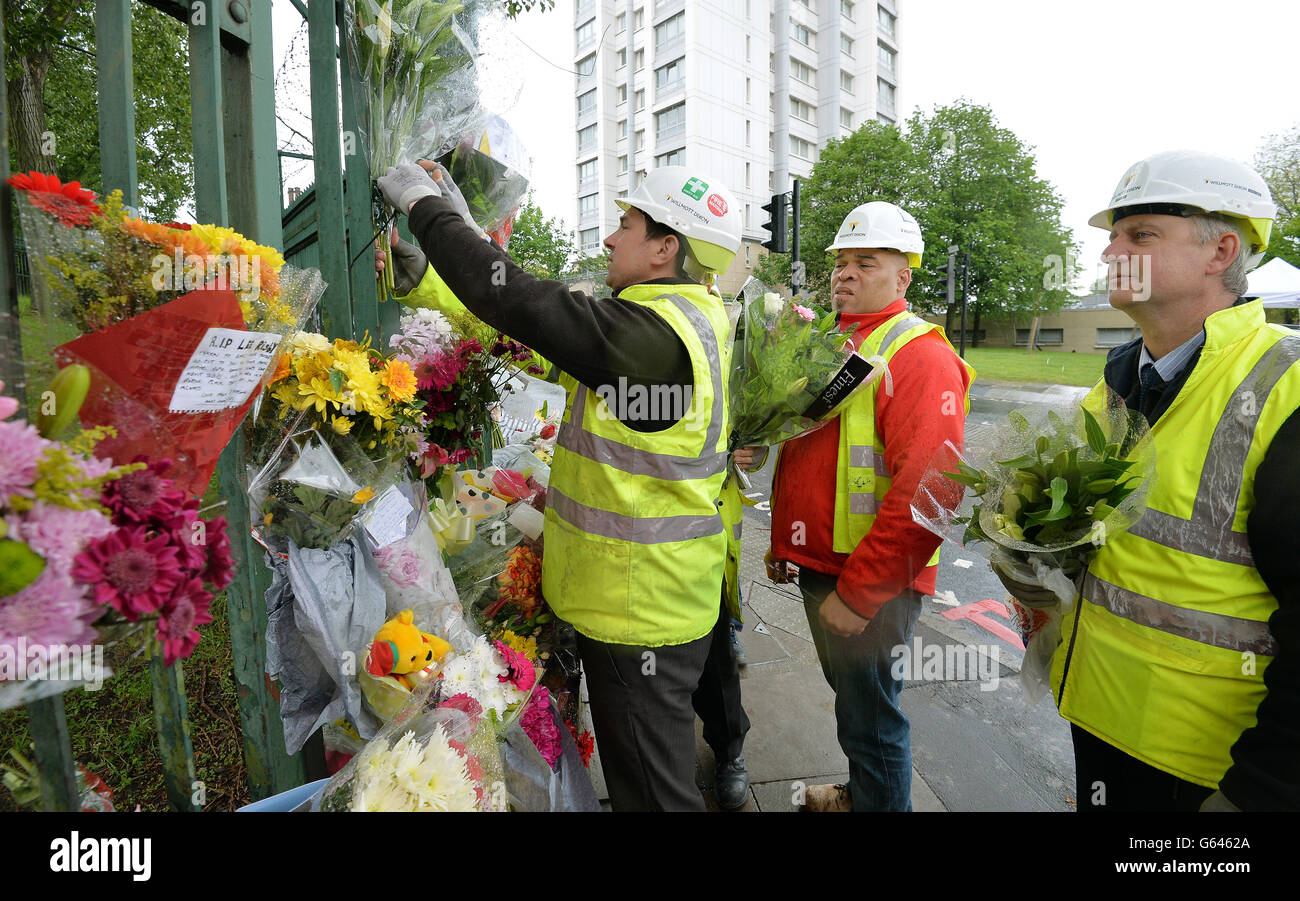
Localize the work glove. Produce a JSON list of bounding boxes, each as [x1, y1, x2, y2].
[[377, 163, 441, 215], [375, 226, 429, 297], [427, 162, 484, 237]]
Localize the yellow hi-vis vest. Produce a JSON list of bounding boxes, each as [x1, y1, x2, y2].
[[1051, 300, 1300, 788], [830, 311, 974, 558], [542, 283, 732, 646]]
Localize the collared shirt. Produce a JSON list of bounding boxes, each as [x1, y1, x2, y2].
[[1139, 330, 1206, 383]]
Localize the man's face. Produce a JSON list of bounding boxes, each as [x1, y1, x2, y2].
[[603, 207, 672, 292], [830, 248, 912, 314], [1102, 213, 1221, 309]]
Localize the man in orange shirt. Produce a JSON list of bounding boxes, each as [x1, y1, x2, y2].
[[737, 202, 973, 811]]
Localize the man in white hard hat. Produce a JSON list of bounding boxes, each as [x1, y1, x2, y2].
[[737, 201, 974, 811], [379, 163, 749, 811], [997, 150, 1300, 811]]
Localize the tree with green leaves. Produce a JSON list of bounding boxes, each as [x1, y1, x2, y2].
[[5, 0, 193, 220], [505, 192, 576, 279], [1255, 125, 1300, 270], [794, 101, 1077, 328]]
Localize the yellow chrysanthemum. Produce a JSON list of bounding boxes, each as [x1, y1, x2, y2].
[[352, 487, 376, 504], [297, 375, 342, 414], [330, 415, 353, 435], [267, 299, 296, 326], [381, 359, 417, 403]]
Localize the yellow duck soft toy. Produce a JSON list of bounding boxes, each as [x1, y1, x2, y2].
[[364, 609, 453, 691]]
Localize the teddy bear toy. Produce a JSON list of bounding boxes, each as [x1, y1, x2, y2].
[[364, 609, 453, 691]]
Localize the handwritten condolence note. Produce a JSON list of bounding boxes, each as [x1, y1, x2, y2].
[[169, 327, 283, 414]]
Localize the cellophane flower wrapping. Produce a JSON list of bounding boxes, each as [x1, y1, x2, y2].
[[910, 388, 1155, 698], [727, 277, 881, 458], [315, 671, 506, 812], [433, 114, 531, 235], [10, 179, 325, 495]]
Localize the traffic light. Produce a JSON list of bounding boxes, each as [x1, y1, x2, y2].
[[761, 193, 788, 253]]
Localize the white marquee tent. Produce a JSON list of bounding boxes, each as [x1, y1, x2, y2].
[[1246, 257, 1300, 308]]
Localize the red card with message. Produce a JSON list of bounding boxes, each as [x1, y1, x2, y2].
[[55, 289, 278, 497]]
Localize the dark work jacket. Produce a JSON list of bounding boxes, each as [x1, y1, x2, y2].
[[1102, 305, 1300, 810]]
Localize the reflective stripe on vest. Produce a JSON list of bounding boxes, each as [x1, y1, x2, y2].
[[548, 486, 724, 543], [1082, 571, 1279, 656], [556, 294, 729, 482], [1126, 336, 1300, 568]]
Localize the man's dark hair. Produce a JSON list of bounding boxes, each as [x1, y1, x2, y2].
[[640, 209, 692, 280]]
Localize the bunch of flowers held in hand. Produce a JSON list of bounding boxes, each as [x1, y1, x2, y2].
[[266, 330, 424, 456]]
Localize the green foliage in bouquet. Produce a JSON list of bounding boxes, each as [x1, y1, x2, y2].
[[946, 408, 1142, 561], [261, 480, 376, 551]]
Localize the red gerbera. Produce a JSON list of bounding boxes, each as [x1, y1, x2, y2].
[[6, 171, 101, 227], [156, 578, 214, 665], [72, 525, 182, 619]]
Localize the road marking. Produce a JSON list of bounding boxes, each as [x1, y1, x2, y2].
[[952, 558, 974, 569], [940, 598, 1025, 650], [930, 590, 960, 607]]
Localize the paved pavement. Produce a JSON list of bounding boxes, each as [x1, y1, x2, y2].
[[579, 379, 1089, 812]]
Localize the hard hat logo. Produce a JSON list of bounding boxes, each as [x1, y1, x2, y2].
[[682, 178, 708, 200], [707, 194, 728, 217]]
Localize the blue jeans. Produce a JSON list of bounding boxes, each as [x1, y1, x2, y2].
[[800, 568, 922, 812]]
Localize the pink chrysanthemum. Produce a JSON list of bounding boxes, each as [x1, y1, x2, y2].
[[156, 578, 214, 666], [521, 686, 561, 770], [0, 570, 100, 654], [73, 526, 182, 619], [0, 419, 50, 502], [10, 503, 115, 576], [494, 639, 536, 692]]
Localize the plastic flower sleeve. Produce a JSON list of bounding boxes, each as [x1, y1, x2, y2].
[[433, 116, 531, 235], [314, 672, 506, 812]]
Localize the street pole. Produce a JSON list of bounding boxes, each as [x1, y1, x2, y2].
[[960, 249, 971, 358], [947, 244, 959, 354], [791, 178, 801, 297]]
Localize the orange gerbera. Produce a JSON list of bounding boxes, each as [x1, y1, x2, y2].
[[7, 171, 100, 226], [268, 352, 292, 384], [119, 217, 211, 260], [381, 359, 417, 402]]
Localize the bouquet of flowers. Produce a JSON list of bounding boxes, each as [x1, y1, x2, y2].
[[433, 114, 531, 241], [911, 389, 1155, 698], [343, 0, 494, 299], [0, 377, 233, 710], [316, 674, 505, 812], [727, 279, 880, 485], [8, 172, 323, 496]]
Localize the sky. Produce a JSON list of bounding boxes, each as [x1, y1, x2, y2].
[[271, 0, 1300, 293]]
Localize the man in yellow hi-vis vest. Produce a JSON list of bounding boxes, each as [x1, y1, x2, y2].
[[999, 151, 1299, 811], [379, 162, 748, 811], [738, 202, 974, 811]]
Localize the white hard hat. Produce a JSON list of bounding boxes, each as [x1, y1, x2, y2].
[[1089, 150, 1276, 269], [615, 166, 742, 277], [826, 201, 924, 267]]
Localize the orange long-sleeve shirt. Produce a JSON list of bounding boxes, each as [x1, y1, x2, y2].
[[770, 299, 971, 619]]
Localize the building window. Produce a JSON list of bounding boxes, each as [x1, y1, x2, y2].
[[746, 120, 752, 145], [579, 193, 598, 219], [745, 34, 751, 61], [840, 108, 853, 129], [791, 21, 815, 49], [791, 59, 815, 84], [578, 159, 597, 186], [577, 89, 596, 118], [877, 113, 895, 125], [635, 88, 645, 110], [796, 0, 812, 8], [576, 0, 594, 18], [745, 77, 751, 104], [841, 34, 854, 57], [617, 48, 627, 69], [578, 123, 597, 153], [634, 8, 644, 30], [577, 54, 596, 77], [635, 130, 645, 151], [745, 162, 751, 187], [618, 154, 628, 173], [617, 84, 627, 104], [1096, 326, 1139, 347], [841, 71, 855, 94], [877, 77, 895, 112], [878, 4, 896, 40], [842, 0, 855, 21], [878, 42, 896, 77], [635, 48, 644, 71], [769, 131, 774, 151], [654, 11, 684, 52], [791, 136, 813, 160], [769, 52, 775, 73], [745, 202, 751, 228], [616, 12, 626, 33], [790, 97, 814, 123], [579, 227, 599, 251], [655, 102, 685, 140], [618, 118, 627, 139], [655, 149, 684, 168], [1016, 328, 1064, 346], [576, 19, 595, 50], [655, 57, 684, 93]]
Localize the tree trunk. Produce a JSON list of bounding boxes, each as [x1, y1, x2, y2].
[[6, 51, 54, 175], [971, 303, 982, 347]]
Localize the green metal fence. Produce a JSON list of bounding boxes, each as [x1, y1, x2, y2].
[[4, 0, 394, 810]]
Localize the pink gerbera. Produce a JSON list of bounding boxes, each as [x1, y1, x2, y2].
[[201, 516, 234, 590], [156, 578, 214, 666], [494, 640, 536, 692], [102, 457, 186, 525], [73, 526, 182, 619], [438, 692, 484, 724]]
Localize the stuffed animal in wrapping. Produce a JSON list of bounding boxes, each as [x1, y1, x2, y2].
[[364, 609, 452, 691]]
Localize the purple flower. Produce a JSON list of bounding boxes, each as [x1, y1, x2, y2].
[[0, 419, 50, 502]]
